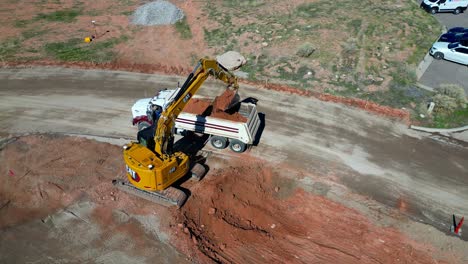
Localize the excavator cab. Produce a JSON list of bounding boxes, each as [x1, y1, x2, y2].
[[137, 126, 155, 150]]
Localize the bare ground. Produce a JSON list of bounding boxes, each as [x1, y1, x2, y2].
[[0, 68, 467, 263], [0, 135, 455, 263]]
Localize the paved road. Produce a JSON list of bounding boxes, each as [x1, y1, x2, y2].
[[434, 12, 468, 29], [1, 67, 467, 244], [419, 9, 468, 93], [420, 58, 468, 93]]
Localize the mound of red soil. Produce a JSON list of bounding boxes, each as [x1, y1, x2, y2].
[[182, 90, 247, 122], [172, 160, 441, 264], [0, 135, 151, 228], [183, 98, 212, 115], [212, 89, 236, 111]]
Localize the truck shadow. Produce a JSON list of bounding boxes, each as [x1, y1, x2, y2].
[[253, 112, 266, 147]]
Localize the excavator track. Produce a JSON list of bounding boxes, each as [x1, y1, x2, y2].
[[112, 179, 187, 208]]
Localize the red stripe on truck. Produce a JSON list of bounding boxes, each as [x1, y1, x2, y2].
[[176, 118, 239, 133]]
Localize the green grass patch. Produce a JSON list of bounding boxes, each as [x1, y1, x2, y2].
[[0, 38, 22, 61], [433, 107, 468, 128], [44, 36, 127, 62], [222, 0, 266, 8], [14, 19, 30, 28], [36, 9, 82, 23], [121, 10, 134, 16], [22, 29, 48, 40], [174, 17, 192, 39], [389, 62, 416, 87], [240, 53, 270, 80]]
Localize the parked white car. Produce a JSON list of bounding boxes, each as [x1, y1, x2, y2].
[[420, 0, 468, 14], [430, 42, 468, 65]]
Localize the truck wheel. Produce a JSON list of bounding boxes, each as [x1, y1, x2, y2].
[[137, 121, 151, 131], [229, 140, 246, 153], [453, 7, 461, 14], [430, 8, 437, 14], [433, 52, 444, 60], [210, 136, 228, 149]]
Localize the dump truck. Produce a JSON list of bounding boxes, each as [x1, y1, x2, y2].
[[131, 89, 261, 153]]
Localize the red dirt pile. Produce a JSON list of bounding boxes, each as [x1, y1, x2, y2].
[[171, 159, 443, 264], [0, 134, 153, 228], [212, 89, 236, 111], [182, 89, 247, 122], [183, 98, 212, 115], [211, 89, 246, 122]]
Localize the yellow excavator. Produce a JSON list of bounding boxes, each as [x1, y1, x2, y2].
[[113, 58, 239, 207]]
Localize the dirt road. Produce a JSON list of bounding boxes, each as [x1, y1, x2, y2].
[[1, 67, 467, 262]]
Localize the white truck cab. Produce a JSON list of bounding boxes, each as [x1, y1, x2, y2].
[[420, 0, 468, 14]]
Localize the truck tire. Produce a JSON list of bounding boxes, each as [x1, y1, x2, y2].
[[138, 121, 151, 131], [453, 7, 461, 14], [229, 139, 246, 153], [210, 136, 228, 149], [430, 8, 437, 14], [433, 52, 444, 60]]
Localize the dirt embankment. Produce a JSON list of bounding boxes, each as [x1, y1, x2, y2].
[[171, 159, 444, 264]]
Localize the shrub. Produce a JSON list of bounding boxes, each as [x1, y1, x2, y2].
[[434, 84, 467, 106], [296, 43, 315, 58], [432, 94, 458, 115]]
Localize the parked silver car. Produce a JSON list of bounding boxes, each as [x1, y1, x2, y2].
[[430, 42, 468, 65]]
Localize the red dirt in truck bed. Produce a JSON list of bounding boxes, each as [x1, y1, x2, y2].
[[183, 98, 212, 115], [212, 89, 236, 111], [182, 89, 247, 122]]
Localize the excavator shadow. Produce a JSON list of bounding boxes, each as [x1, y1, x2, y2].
[[171, 132, 210, 191]]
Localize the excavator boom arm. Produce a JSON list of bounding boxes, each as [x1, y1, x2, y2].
[[154, 59, 238, 156]]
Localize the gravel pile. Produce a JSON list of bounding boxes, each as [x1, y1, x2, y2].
[[132, 0, 185, 26]]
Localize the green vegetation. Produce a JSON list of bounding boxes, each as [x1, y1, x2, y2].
[[296, 43, 315, 58], [36, 9, 82, 23], [14, 19, 30, 28], [14, 8, 82, 28], [410, 84, 468, 128], [201, 0, 451, 126], [44, 36, 127, 62], [203, 0, 440, 84], [433, 107, 468, 128], [22, 29, 48, 40], [0, 38, 21, 61], [428, 84, 467, 127], [174, 17, 192, 39]]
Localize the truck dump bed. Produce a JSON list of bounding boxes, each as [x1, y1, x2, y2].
[[175, 102, 260, 145]]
